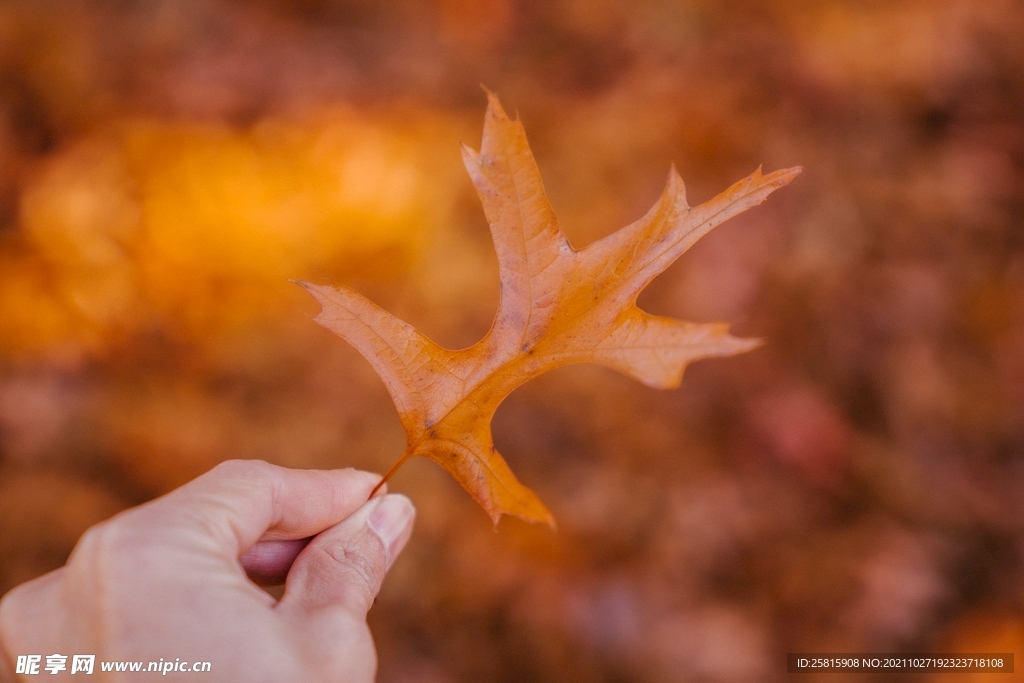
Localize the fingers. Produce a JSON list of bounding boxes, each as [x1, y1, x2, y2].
[[279, 493, 415, 620], [240, 538, 311, 585], [133, 460, 383, 557]]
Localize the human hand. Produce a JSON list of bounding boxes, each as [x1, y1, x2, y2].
[[0, 460, 415, 682]]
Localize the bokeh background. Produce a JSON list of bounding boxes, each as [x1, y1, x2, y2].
[[2, 0, 1023, 681]]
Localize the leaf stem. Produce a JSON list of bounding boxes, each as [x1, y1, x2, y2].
[[368, 451, 413, 499]]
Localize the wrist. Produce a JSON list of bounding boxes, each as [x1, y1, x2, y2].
[[0, 629, 17, 683]]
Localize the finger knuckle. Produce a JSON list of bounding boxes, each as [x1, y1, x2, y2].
[[320, 539, 385, 605], [212, 458, 273, 483], [69, 519, 136, 576]]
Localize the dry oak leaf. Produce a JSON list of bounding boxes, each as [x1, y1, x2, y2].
[[300, 93, 800, 527]]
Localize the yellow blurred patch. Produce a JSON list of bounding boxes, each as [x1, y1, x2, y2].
[[1, 108, 462, 357]]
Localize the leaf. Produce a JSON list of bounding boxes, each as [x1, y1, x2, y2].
[[299, 92, 800, 527]]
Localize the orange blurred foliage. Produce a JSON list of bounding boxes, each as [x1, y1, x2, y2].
[[1, 110, 463, 357]]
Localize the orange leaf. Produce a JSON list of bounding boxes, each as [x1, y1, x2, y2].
[[300, 92, 800, 527]]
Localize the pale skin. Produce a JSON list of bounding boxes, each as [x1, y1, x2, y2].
[[0, 460, 416, 682]]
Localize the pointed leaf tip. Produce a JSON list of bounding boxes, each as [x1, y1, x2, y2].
[[768, 165, 803, 185], [484, 88, 508, 119]]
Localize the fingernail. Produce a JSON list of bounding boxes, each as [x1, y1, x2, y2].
[[367, 494, 415, 568]]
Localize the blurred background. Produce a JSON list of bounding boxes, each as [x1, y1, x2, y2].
[[1, 0, 1023, 680]]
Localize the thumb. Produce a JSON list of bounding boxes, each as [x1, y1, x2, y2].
[[278, 493, 415, 619]]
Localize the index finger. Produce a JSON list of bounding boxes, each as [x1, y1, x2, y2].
[[128, 460, 382, 556]]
